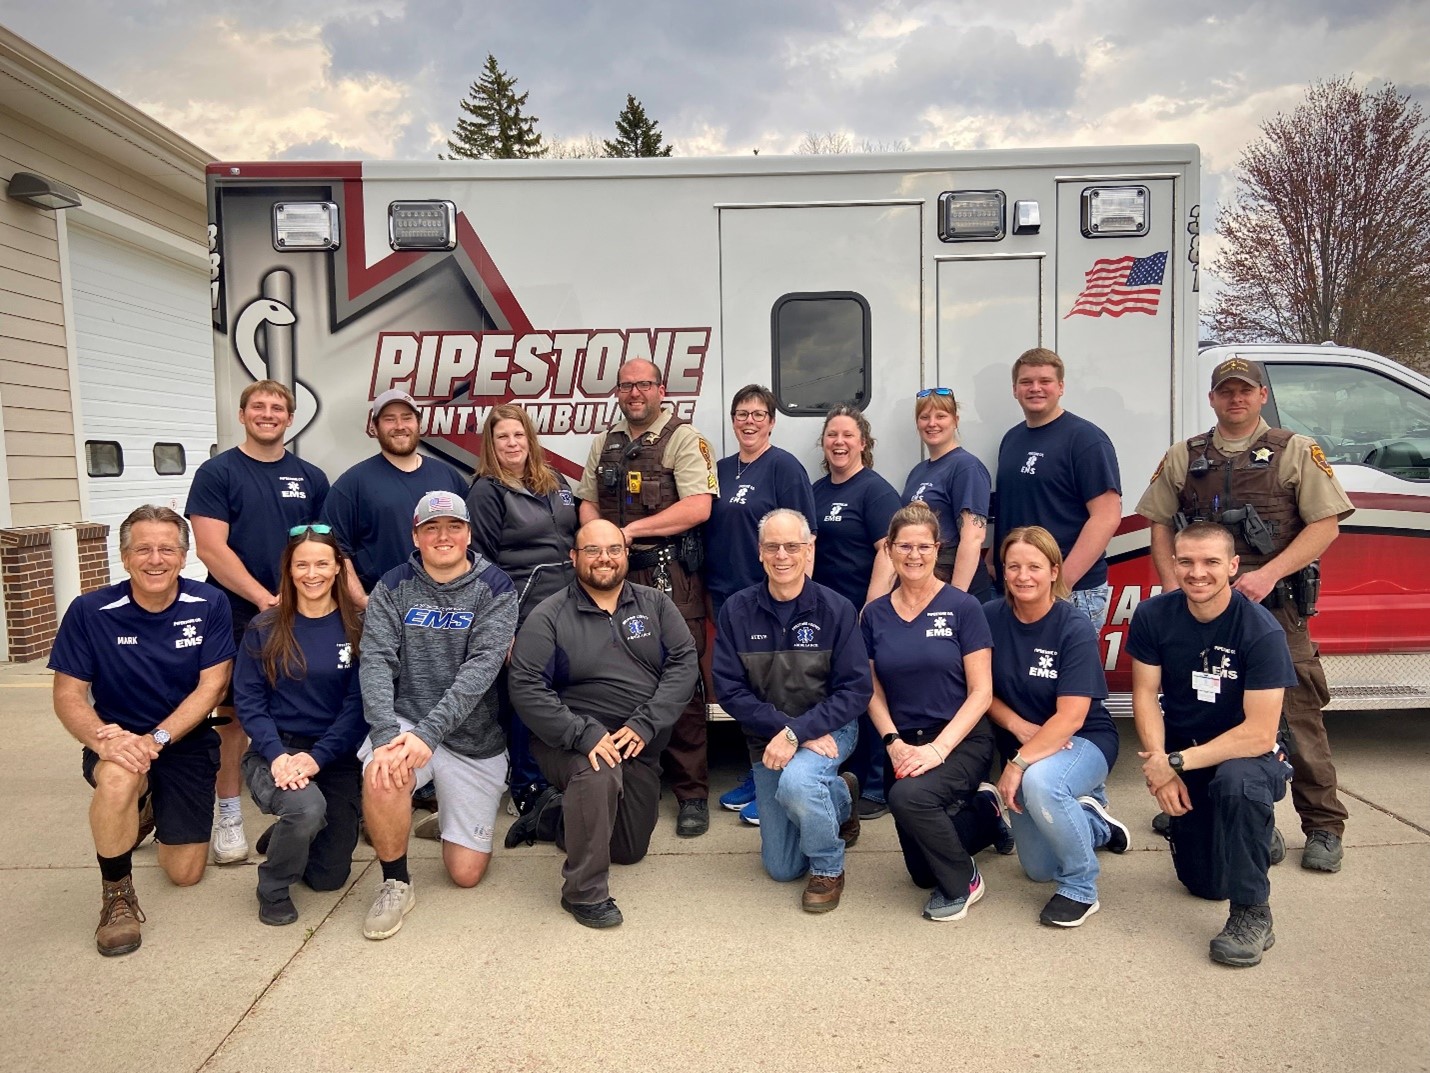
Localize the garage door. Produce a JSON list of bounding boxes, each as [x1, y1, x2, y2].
[[68, 225, 215, 581]]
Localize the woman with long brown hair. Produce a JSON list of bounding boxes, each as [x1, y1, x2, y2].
[[233, 525, 366, 926]]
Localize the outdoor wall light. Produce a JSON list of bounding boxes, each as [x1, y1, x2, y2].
[[6, 171, 83, 211]]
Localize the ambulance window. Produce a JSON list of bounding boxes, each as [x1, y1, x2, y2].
[[153, 443, 187, 476], [1266, 363, 1430, 481], [772, 292, 870, 414], [85, 441, 123, 478]]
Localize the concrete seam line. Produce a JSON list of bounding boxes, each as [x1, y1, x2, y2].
[[1339, 785, 1430, 838]]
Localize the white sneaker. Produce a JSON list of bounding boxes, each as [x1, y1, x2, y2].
[[363, 878, 415, 940], [413, 811, 442, 841], [210, 813, 249, 864]]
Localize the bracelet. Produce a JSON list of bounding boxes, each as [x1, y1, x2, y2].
[[928, 742, 946, 762]]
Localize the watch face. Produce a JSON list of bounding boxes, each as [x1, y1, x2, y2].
[[152, 729, 171, 746]]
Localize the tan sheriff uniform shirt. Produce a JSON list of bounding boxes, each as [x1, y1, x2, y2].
[[574, 408, 719, 505], [1136, 418, 1354, 526]]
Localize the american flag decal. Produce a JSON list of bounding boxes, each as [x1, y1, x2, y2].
[[1065, 251, 1167, 318]]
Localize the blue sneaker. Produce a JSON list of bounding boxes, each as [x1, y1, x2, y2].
[[719, 770, 758, 812], [923, 869, 985, 921], [739, 798, 760, 826]]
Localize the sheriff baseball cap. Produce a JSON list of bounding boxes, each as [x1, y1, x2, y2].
[[371, 389, 420, 420], [412, 491, 470, 528], [1210, 357, 1266, 389]]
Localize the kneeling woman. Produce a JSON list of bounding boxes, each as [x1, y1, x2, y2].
[[863, 504, 1007, 921], [234, 526, 367, 925], [985, 526, 1129, 929]]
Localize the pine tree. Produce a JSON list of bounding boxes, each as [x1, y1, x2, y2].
[[444, 54, 544, 160], [603, 95, 673, 158]]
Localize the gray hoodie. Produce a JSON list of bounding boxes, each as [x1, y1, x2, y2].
[[360, 548, 517, 759]]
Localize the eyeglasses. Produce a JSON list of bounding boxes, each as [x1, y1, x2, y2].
[[616, 379, 659, 393], [289, 524, 333, 537], [892, 542, 938, 556], [732, 409, 771, 422], [916, 387, 954, 398], [760, 541, 808, 556], [127, 545, 184, 559], [578, 544, 627, 558]]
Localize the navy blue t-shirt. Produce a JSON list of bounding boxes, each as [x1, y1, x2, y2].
[[1127, 590, 1295, 748], [811, 468, 902, 609], [185, 447, 330, 617], [860, 585, 993, 733], [322, 453, 468, 592], [902, 447, 993, 595], [994, 412, 1120, 590], [48, 578, 236, 735], [983, 597, 1119, 770], [707, 446, 817, 609], [234, 609, 366, 771]]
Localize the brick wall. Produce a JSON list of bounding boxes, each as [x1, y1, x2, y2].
[[1, 523, 110, 663]]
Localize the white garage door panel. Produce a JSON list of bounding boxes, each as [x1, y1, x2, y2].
[[69, 226, 215, 581]]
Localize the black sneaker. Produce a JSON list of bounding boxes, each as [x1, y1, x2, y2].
[[258, 893, 298, 927], [561, 896, 623, 929], [1209, 903, 1275, 967], [838, 773, 861, 848], [1077, 796, 1130, 854], [1270, 827, 1286, 866], [676, 798, 709, 837], [505, 786, 563, 848], [1151, 811, 1170, 837], [857, 796, 890, 820], [255, 823, 275, 857], [1039, 893, 1100, 928]]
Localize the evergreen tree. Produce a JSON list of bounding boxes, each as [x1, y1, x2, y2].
[[603, 94, 673, 158], [444, 54, 544, 159]]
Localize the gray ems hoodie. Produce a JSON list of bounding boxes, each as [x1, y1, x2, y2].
[[360, 548, 517, 759]]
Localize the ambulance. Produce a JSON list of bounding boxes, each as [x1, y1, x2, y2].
[[205, 147, 1430, 710]]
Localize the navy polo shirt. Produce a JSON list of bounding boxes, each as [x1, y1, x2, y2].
[[707, 446, 817, 609], [811, 467, 902, 608]]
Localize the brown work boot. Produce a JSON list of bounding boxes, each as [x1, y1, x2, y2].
[[802, 872, 845, 913], [96, 877, 145, 956], [838, 772, 861, 848]]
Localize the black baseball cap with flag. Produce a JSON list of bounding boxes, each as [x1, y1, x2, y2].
[[1210, 357, 1266, 389]]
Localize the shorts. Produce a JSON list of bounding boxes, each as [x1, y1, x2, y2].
[[83, 729, 220, 846], [220, 601, 261, 708], [359, 718, 506, 853]]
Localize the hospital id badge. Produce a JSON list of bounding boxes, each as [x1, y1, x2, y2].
[[1192, 671, 1220, 704]]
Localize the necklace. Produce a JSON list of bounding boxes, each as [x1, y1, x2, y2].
[[734, 445, 769, 481]]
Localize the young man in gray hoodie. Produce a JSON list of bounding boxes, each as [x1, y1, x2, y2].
[[358, 491, 517, 940]]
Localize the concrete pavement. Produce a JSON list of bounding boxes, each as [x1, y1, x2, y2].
[[2, 659, 1426, 1073]]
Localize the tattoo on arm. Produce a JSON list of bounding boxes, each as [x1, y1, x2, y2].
[[962, 510, 988, 530]]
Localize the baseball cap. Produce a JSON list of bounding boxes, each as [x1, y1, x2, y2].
[[371, 389, 420, 420], [412, 491, 470, 528], [1210, 357, 1266, 390]]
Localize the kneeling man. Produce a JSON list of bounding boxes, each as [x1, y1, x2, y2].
[[509, 520, 698, 928], [1129, 521, 1294, 967]]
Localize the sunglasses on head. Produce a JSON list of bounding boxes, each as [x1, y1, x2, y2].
[[916, 387, 954, 398], [288, 524, 333, 537]]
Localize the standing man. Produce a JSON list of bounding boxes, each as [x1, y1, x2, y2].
[[357, 491, 517, 940], [712, 508, 871, 913], [575, 358, 718, 837], [187, 379, 329, 865], [994, 348, 1122, 627], [49, 506, 234, 956], [508, 520, 699, 928], [1137, 357, 1354, 872], [324, 389, 468, 611], [1128, 522, 1295, 967]]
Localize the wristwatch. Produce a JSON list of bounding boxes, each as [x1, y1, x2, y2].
[[882, 731, 899, 747], [782, 726, 799, 747], [1168, 750, 1186, 775], [1009, 753, 1031, 772], [150, 728, 172, 748]]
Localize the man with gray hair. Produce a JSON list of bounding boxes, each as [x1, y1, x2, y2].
[[49, 505, 235, 955], [712, 508, 872, 912]]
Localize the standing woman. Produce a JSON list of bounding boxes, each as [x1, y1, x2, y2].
[[465, 403, 579, 828], [902, 388, 994, 599], [810, 405, 902, 820], [234, 526, 366, 926], [984, 526, 1129, 928], [707, 385, 818, 825], [862, 504, 1009, 921]]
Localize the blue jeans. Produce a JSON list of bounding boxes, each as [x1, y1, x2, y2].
[[1069, 583, 1113, 631], [751, 721, 857, 881], [1008, 736, 1111, 905]]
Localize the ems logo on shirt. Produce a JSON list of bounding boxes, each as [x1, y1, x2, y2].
[[281, 478, 307, 499], [173, 619, 204, 649], [824, 503, 847, 523], [1208, 647, 1239, 680], [337, 643, 352, 668], [792, 622, 820, 648], [404, 606, 475, 630], [730, 484, 754, 505], [925, 613, 953, 639], [558, 488, 575, 506], [623, 614, 652, 640], [1021, 451, 1043, 475], [911, 482, 933, 502], [1028, 649, 1059, 679]]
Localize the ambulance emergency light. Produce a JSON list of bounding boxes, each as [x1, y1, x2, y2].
[[1081, 186, 1150, 238], [938, 190, 1006, 242], [272, 202, 340, 250], [389, 201, 458, 251]]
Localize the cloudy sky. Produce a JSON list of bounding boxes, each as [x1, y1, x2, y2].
[[4, 0, 1427, 266]]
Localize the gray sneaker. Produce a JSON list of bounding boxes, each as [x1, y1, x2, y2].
[[1301, 830, 1343, 872], [1209, 903, 1275, 967], [413, 811, 442, 841], [363, 878, 415, 940]]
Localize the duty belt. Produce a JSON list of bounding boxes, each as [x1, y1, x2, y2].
[[628, 543, 680, 572]]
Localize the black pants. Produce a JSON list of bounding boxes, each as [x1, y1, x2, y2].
[[242, 748, 362, 902], [1167, 753, 1289, 906]]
